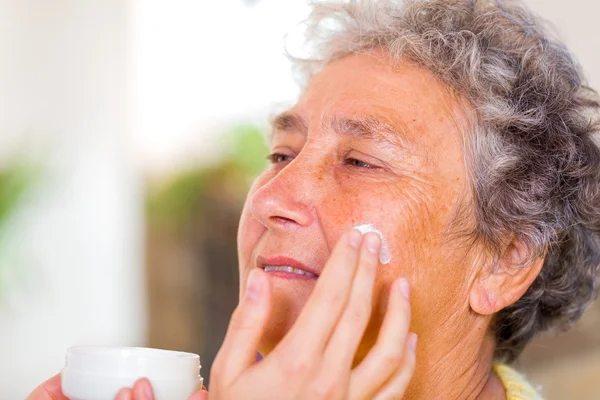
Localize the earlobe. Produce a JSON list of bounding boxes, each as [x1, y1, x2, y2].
[[469, 240, 545, 316], [469, 278, 499, 316]]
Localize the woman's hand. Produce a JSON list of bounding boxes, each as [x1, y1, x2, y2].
[[26, 374, 68, 400], [26, 229, 415, 400], [209, 228, 417, 400]]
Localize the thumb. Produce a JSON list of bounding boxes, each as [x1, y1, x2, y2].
[[213, 268, 271, 380], [26, 373, 68, 400]]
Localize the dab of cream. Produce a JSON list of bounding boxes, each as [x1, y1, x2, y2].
[[353, 224, 392, 264]]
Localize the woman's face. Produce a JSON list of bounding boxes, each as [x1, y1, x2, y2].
[[237, 51, 479, 363]]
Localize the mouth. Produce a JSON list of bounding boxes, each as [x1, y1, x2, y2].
[[257, 255, 319, 280]]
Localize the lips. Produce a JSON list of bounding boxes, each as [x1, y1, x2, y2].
[[257, 255, 320, 279], [263, 265, 318, 278]]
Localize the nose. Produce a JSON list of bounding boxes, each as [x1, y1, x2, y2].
[[250, 158, 317, 231]]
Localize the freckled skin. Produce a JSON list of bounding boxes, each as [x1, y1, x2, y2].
[[237, 52, 499, 399]]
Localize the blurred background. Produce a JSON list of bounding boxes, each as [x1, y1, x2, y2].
[[0, 1, 598, 399]]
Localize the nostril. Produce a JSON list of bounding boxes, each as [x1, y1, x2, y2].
[[271, 216, 296, 224]]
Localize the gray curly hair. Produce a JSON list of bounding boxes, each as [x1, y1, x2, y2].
[[292, 0, 600, 361]]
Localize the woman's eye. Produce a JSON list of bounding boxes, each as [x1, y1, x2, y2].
[[266, 153, 292, 164], [345, 158, 376, 169]]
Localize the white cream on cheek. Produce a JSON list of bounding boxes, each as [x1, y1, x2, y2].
[[353, 224, 392, 264]]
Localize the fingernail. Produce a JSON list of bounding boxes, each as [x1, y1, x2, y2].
[[408, 332, 418, 352], [143, 379, 155, 400], [397, 278, 410, 299], [348, 229, 362, 249], [365, 233, 381, 255], [246, 269, 262, 301]]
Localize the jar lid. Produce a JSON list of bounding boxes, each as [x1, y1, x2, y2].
[[64, 346, 201, 379], [62, 346, 202, 400]]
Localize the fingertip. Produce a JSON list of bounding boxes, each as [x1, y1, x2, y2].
[[406, 335, 418, 375], [389, 279, 411, 324], [216, 269, 272, 379], [133, 378, 154, 400], [256, 268, 272, 301], [348, 228, 363, 249], [115, 387, 133, 400], [44, 373, 64, 393], [394, 278, 410, 300], [407, 332, 418, 353], [245, 267, 270, 302], [237, 269, 271, 322], [364, 232, 382, 256], [254, 267, 270, 291], [26, 373, 68, 400]]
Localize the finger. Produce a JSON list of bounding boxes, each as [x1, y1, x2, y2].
[[189, 389, 209, 400], [349, 278, 412, 400], [322, 232, 380, 369], [114, 388, 133, 400], [275, 229, 363, 357], [132, 378, 154, 400], [373, 334, 417, 400], [213, 267, 271, 381], [26, 373, 68, 400]]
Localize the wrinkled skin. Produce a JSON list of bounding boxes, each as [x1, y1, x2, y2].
[[238, 51, 508, 399]]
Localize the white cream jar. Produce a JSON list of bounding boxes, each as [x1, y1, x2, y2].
[[61, 346, 202, 400]]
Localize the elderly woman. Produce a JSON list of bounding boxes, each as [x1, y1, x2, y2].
[[30, 0, 600, 399]]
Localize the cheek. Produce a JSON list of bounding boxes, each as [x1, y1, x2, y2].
[[319, 170, 400, 226], [320, 193, 366, 227], [318, 182, 408, 284], [335, 178, 469, 309], [237, 179, 267, 271], [387, 196, 474, 336]]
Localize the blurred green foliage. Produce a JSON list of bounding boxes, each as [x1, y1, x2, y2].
[[0, 159, 40, 294], [0, 161, 39, 232], [146, 124, 269, 228]]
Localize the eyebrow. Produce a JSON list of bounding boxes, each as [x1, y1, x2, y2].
[[330, 115, 407, 147], [270, 111, 409, 148], [271, 112, 308, 135]]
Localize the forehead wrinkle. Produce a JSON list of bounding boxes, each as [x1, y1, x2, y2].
[[329, 114, 413, 150], [268, 95, 336, 141], [269, 108, 414, 152]]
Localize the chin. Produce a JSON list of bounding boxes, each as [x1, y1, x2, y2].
[[259, 292, 305, 354], [259, 314, 295, 355]]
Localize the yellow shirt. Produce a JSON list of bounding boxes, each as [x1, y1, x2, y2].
[[493, 363, 544, 400]]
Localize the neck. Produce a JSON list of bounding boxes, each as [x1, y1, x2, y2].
[[405, 318, 506, 400]]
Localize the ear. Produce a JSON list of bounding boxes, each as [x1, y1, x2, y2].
[[469, 240, 545, 316]]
